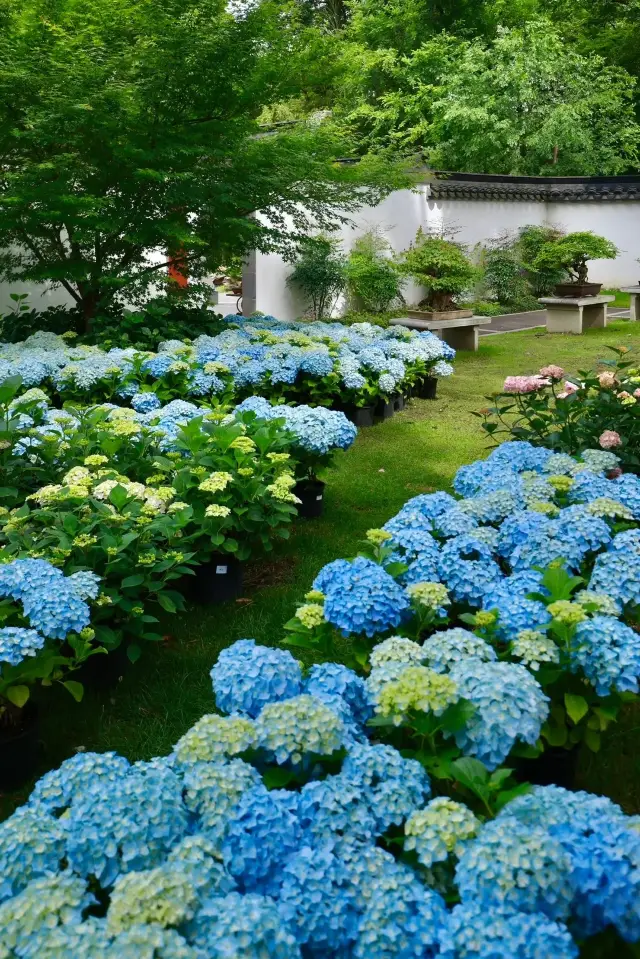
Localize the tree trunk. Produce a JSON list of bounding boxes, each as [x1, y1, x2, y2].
[[81, 290, 101, 333]]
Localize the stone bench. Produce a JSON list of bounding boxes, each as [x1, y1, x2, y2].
[[621, 287, 640, 321], [537, 295, 615, 334], [389, 315, 492, 351]]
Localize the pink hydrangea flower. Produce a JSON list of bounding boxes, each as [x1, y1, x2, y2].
[[557, 381, 579, 399], [539, 365, 564, 380], [633, 389, 640, 400], [503, 375, 549, 394], [618, 391, 632, 401], [599, 430, 622, 449], [598, 371, 617, 389]]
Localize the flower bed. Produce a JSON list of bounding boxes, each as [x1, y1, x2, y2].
[[285, 440, 640, 761], [478, 348, 640, 470], [1, 440, 640, 954], [0, 634, 638, 955], [0, 377, 358, 740], [0, 317, 455, 411]]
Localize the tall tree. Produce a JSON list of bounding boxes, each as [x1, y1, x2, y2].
[[338, 20, 640, 175], [0, 0, 407, 327]]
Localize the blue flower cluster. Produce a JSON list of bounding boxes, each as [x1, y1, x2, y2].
[[1, 317, 455, 409], [2, 639, 638, 956], [235, 396, 357, 456], [0, 559, 94, 666], [308, 441, 640, 698]]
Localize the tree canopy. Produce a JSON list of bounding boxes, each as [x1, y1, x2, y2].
[[336, 20, 640, 175], [0, 0, 408, 324]]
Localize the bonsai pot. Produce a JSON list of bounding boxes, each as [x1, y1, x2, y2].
[[416, 376, 438, 400], [0, 702, 40, 791], [341, 405, 375, 428], [375, 397, 395, 421], [192, 553, 243, 604], [553, 282, 602, 298], [293, 479, 325, 519], [407, 308, 473, 321]]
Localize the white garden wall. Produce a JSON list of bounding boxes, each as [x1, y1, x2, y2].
[[244, 174, 640, 320], [1, 174, 638, 321]]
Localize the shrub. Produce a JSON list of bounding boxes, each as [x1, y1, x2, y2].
[[477, 347, 640, 470], [287, 236, 347, 321], [533, 231, 619, 284], [518, 224, 567, 297], [344, 231, 402, 314], [397, 230, 476, 312]]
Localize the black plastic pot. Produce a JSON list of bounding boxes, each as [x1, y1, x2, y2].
[[375, 398, 395, 420], [0, 702, 40, 791], [294, 479, 325, 519], [416, 377, 438, 400], [78, 644, 129, 691], [343, 405, 375, 428], [392, 394, 405, 413], [192, 553, 244, 604], [516, 746, 578, 789]]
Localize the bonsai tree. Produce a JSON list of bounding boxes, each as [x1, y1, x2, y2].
[[517, 224, 567, 297], [533, 232, 619, 285], [345, 230, 402, 313], [397, 230, 476, 312], [287, 236, 347, 321]]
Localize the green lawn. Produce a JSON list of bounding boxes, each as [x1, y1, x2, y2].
[[603, 288, 631, 309], [5, 319, 640, 814]]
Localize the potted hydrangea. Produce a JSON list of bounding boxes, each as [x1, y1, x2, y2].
[[397, 230, 477, 320], [533, 231, 619, 297]]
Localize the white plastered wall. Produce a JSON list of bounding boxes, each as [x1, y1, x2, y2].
[[246, 185, 640, 319]]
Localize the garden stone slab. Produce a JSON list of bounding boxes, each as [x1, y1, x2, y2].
[[538, 295, 615, 334], [621, 287, 640, 321], [389, 315, 491, 351]]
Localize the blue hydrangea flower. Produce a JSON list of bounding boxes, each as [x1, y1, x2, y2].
[[187, 891, 300, 957], [571, 615, 640, 695], [131, 392, 162, 414], [221, 785, 301, 895], [449, 659, 549, 769], [304, 662, 373, 728], [0, 627, 46, 666], [341, 743, 430, 831], [315, 557, 410, 638], [210, 640, 302, 718], [182, 759, 262, 841], [422, 628, 496, 672], [0, 559, 91, 640], [0, 807, 66, 902], [439, 903, 578, 959], [28, 751, 130, 815], [455, 817, 573, 920]]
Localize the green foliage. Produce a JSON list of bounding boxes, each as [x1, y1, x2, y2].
[[0, 0, 408, 330], [533, 231, 619, 284], [518, 225, 567, 296], [88, 300, 225, 351], [287, 236, 347, 320], [397, 231, 476, 311], [337, 19, 640, 175], [344, 231, 402, 313]]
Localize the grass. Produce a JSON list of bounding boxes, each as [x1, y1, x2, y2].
[[603, 288, 631, 309], [4, 318, 640, 815]]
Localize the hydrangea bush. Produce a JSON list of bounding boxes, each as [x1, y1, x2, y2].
[[477, 347, 640, 469], [285, 441, 640, 760], [0, 317, 455, 410], [0, 637, 638, 957], [0, 558, 99, 718]]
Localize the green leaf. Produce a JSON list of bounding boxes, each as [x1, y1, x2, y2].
[[127, 644, 142, 664], [262, 766, 296, 789], [157, 593, 177, 613], [121, 573, 145, 588], [564, 693, 589, 725], [584, 727, 601, 752], [450, 756, 489, 787], [108, 484, 130, 510], [62, 680, 84, 702], [5, 684, 30, 707]]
